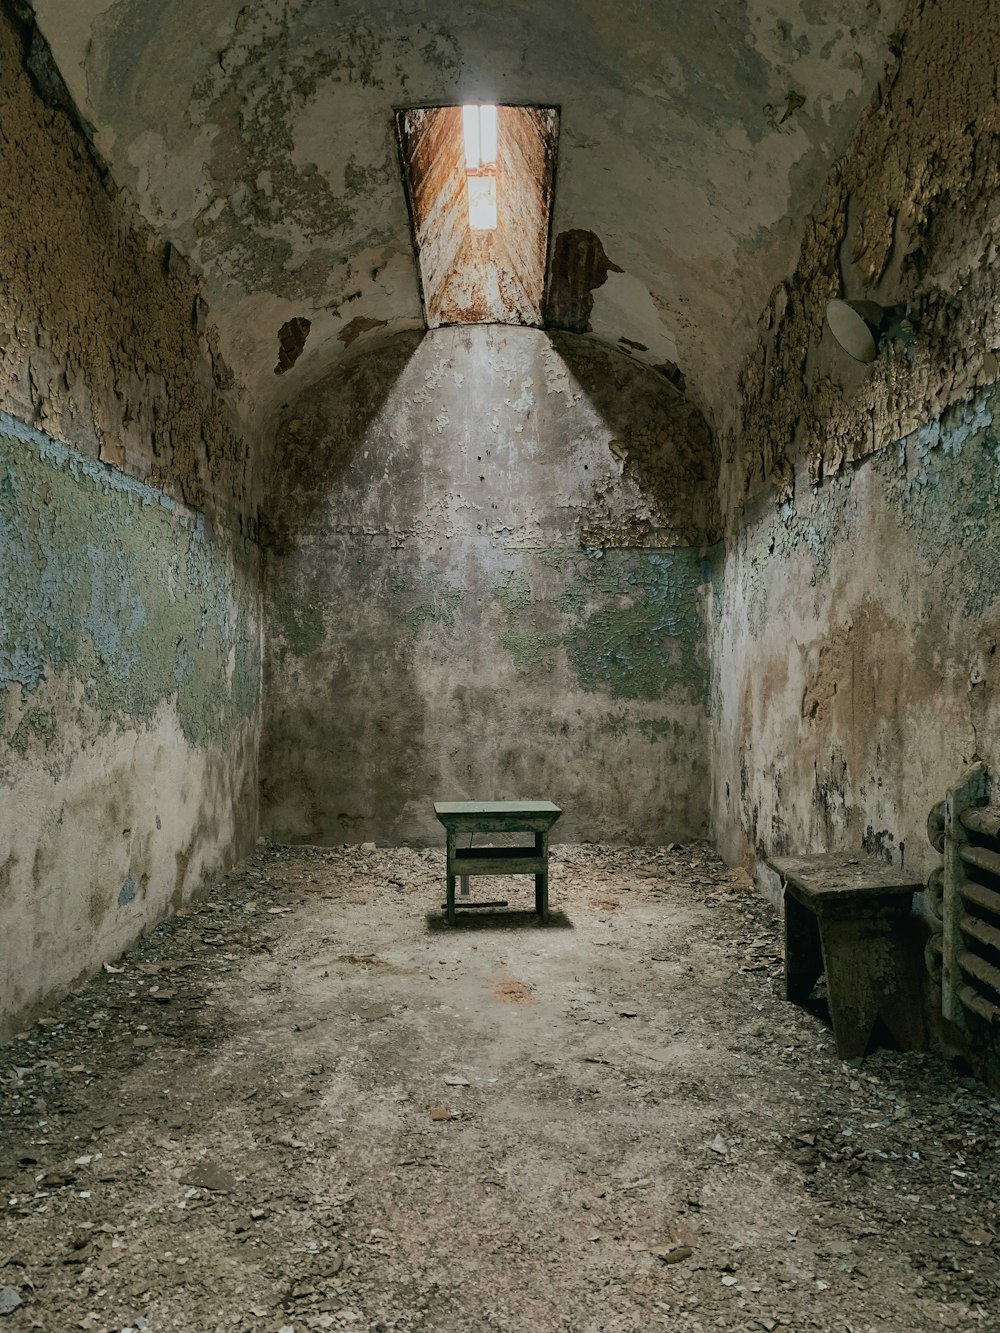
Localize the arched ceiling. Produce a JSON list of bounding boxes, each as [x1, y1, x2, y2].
[[30, 0, 905, 426]]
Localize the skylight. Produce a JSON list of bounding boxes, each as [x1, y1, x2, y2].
[[396, 104, 559, 328], [462, 104, 498, 231]]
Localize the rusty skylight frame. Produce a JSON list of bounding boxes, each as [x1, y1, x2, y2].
[[395, 103, 559, 329]]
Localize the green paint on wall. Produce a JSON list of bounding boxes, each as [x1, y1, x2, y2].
[[488, 547, 713, 697], [500, 624, 559, 672], [440, 587, 465, 616], [881, 386, 1000, 618], [735, 387, 1000, 638], [557, 586, 586, 616], [493, 569, 559, 675], [495, 569, 533, 614], [0, 418, 259, 749], [563, 549, 711, 701], [405, 585, 465, 635], [7, 704, 58, 755]]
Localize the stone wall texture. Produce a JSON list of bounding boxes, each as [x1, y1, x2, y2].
[[713, 0, 1000, 889], [708, 0, 1000, 1068], [0, 8, 261, 1033], [719, 0, 1000, 519], [262, 325, 718, 845]]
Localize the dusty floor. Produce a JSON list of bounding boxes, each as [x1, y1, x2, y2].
[[1, 844, 999, 1333]]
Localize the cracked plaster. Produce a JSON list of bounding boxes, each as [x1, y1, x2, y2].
[[720, 0, 1000, 521], [30, 0, 905, 425], [0, 6, 261, 1034], [262, 324, 719, 845]]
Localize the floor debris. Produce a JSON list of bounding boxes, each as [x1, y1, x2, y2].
[[1, 842, 999, 1331]]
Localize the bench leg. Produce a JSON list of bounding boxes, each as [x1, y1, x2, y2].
[[535, 831, 549, 922], [819, 907, 925, 1059], [879, 910, 927, 1053], [446, 829, 457, 926], [817, 913, 883, 1059], [784, 890, 823, 1002]]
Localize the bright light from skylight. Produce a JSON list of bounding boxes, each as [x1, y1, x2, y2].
[[462, 104, 498, 232], [395, 103, 559, 326]]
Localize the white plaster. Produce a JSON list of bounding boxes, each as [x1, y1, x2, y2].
[[0, 687, 258, 1034], [590, 271, 681, 366]]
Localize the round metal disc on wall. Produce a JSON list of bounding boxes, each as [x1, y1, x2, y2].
[[825, 299, 880, 363]]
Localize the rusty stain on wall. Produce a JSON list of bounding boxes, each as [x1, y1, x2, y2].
[[545, 230, 623, 334], [274, 316, 312, 374]]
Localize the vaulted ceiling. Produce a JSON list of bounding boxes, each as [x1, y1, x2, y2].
[[30, 0, 905, 426]]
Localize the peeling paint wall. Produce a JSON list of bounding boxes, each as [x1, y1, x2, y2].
[[0, 7, 258, 522], [0, 7, 261, 1033], [719, 0, 1000, 517], [30, 0, 906, 420], [263, 326, 718, 845], [715, 389, 1000, 880], [713, 1, 1000, 891]]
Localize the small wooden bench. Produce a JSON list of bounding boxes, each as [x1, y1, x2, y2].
[[769, 853, 925, 1059], [434, 801, 562, 925]]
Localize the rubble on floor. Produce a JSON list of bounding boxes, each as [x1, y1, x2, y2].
[[1, 843, 999, 1332]]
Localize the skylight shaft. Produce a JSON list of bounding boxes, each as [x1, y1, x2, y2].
[[468, 176, 497, 231]]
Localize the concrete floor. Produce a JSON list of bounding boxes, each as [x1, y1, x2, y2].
[[1, 843, 998, 1332]]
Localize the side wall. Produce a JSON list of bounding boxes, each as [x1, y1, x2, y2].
[[0, 8, 261, 1032], [712, 0, 1000, 886], [715, 389, 1000, 885], [263, 326, 718, 845]]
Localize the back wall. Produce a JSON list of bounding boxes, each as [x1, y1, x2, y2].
[[262, 325, 718, 844]]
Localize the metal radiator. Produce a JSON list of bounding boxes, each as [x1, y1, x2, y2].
[[926, 763, 1000, 1028]]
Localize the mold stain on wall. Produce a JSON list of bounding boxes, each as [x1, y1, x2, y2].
[[0, 413, 261, 1032]]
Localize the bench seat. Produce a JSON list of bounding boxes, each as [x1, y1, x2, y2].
[[769, 853, 926, 1059]]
